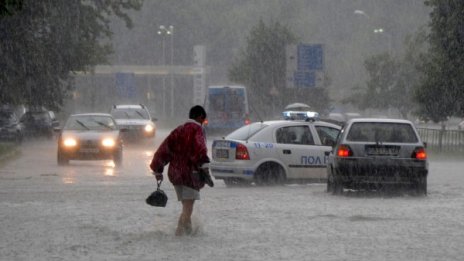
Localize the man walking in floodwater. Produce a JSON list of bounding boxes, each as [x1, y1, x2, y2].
[[150, 105, 212, 236]]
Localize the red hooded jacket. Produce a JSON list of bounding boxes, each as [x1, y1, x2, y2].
[[150, 120, 209, 190]]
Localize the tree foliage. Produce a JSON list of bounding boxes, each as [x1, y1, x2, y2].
[[415, 0, 464, 122], [344, 30, 426, 119], [0, 0, 142, 111], [228, 19, 332, 117]]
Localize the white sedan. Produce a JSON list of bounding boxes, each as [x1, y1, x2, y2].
[[210, 120, 341, 186]]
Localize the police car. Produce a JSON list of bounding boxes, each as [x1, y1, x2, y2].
[[210, 119, 341, 186]]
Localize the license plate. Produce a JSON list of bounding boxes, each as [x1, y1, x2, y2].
[[214, 140, 231, 148], [80, 148, 99, 153], [366, 145, 399, 156], [216, 149, 229, 159]]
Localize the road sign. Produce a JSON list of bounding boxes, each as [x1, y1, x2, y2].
[[286, 43, 325, 88], [297, 44, 324, 71], [115, 72, 136, 98], [293, 71, 315, 88]]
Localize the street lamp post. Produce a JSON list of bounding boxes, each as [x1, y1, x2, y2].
[[157, 25, 174, 118], [169, 26, 174, 118]]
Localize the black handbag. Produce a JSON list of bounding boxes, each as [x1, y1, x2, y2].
[[192, 168, 214, 187], [146, 181, 168, 207]]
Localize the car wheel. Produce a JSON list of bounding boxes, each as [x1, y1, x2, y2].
[[254, 162, 285, 186], [46, 129, 54, 139], [113, 149, 123, 167], [327, 168, 334, 193], [223, 178, 251, 187], [415, 176, 427, 196], [332, 171, 343, 195], [57, 151, 69, 165]]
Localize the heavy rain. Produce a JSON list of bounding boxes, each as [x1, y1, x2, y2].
[[1, 1, 464, 260]]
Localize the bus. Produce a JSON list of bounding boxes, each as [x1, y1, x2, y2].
[[204, 85, 251, 133]]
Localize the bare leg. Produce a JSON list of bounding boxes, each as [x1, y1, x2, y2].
[[175, 199, 195, 236]]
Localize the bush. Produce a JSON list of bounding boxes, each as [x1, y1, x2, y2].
[[0, 142, 16, 160]]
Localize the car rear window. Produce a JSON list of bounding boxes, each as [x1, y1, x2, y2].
[[226, 122, 268, 140], [346, 122, 419, 143]]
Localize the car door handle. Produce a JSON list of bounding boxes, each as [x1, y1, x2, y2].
[[283, 149, 291, 154]]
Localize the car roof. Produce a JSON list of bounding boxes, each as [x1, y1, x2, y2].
[[209, 85, 244, 89], [257, 119, 341, 129], [346, 118, 414, 124], [24, 110, 49, 114], [70, 113, 113, 117], [112, 104, 146, 109]]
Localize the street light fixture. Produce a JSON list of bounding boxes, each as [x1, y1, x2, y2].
[[354, 9, 369, 18], [157, 25, 174, 118], [354, 10, 392, 53], [373, 28, 392, 52]]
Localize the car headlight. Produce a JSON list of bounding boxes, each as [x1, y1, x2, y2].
[[144, 124, 154, 133], [102, 138, 116, 147], [63, 138, 77, 147]]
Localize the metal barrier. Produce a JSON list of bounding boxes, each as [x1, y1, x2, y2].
[[417, 128, 464, 152]]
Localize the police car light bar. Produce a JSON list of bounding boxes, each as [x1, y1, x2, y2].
[[282, 111, 320, 121]]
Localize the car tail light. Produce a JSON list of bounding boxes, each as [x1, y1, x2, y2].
[[412, 147, 427, 160], [203, 119, 208, 126], [337, 144, 353, 157], [235, 143, 250, 160], [244, 119, 251, 125]]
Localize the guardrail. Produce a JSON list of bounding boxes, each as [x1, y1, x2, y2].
[[417, 128, 464, 152]]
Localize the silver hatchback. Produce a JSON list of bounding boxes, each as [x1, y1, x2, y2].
[[326, 118, 428, 195]]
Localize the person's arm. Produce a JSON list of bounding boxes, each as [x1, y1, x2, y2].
[[150, 131, 176, 180], [191, 125, 209, 167]]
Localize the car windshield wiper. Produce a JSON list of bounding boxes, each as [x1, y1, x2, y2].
[[135, 110, 145, 119], [94, 120, 112, 129], [75, 120, 89, 130], [124, 111, 132, 119]]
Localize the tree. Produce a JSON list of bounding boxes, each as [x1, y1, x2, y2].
[[228, 19, 331, 117], [415, 0, 464, 122], [0, 0, 142, 111], [344, 30, 426, 119]]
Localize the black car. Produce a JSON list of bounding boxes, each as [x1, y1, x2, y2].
[[326, 118, 428, 195], [0, 109, 24, 143], [20, 110, 60, 139]]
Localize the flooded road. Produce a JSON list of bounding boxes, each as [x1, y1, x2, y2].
[[0, 130, 463, 261]]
